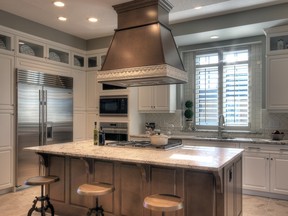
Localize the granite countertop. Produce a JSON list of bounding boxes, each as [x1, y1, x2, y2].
[[24, 140, 243, 172], [130, 134, 288, 145]]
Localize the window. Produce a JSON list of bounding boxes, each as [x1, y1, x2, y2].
[[195, 48, 249, 128]]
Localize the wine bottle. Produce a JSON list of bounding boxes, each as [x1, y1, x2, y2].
[[99, 126, 105, 146], [93, 122, 99, 145]]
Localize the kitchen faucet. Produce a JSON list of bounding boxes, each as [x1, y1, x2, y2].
[[218, 114, 225, 139]]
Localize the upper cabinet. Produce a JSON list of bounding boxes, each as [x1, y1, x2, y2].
[[87, 49, 107, 71], [265, 25, 288, 112], [265, 25, 288, 55], [138, 84, 176, 113], [47, 46, 69, 65], [72, 53, 85, 69], [16, 36, 45, 61], [0, 31, 14, 55]]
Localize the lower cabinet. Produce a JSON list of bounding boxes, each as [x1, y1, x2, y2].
[[224, 156, 242, 216], [0, 112, 14, 191], [242, 145, 288, 196], [47, 155, 242, 216]]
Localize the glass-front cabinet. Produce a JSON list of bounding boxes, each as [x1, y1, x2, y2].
[[73, 53, 85, 68], [0, 31, 14, 54], [265, 25, 288, 55], [86, 49, 107, 70], [17, 37, 45, 59], [47, 47, 69, 65]]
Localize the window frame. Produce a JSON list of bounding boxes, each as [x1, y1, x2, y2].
[[193, 45, 251, 130]]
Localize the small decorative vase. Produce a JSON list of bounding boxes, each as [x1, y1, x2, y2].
[[185, 120, 194, 131]]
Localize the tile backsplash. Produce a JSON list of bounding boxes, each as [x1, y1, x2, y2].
[[143, 109, 288, 139]]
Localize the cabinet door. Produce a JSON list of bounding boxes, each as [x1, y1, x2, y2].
[[73, 112, 86, 141], [242, 152, 270, 192], [0, 54, 14, 109], [270, 153, 288, 195], [0, 150, 13, 189], [73, 70, 86, 111], [153, 85, 169, 110], [138, 86, 153, 111], [267, 55, 288, 111], [86, 71, 98, 111], [0, 112, 14, 190], [225, 164, 235, 216]]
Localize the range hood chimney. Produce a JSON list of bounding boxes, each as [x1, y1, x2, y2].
[[97, 0, 188, 87]]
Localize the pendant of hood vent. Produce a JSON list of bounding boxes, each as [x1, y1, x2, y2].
[[97, 0, 188, 87]]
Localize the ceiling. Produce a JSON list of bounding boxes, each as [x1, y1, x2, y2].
[[0, 0, 288, 46]]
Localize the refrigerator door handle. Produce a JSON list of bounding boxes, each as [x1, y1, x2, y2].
[[43, 90, 48, 144], [39, 89, 44, 146]]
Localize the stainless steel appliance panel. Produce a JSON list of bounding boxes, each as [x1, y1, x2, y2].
[[16, 69, 73, 187]]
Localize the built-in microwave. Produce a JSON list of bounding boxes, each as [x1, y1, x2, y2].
[[99, 95, 128, 116]]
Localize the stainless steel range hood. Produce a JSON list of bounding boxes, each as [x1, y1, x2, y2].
[[97, 0, 188, 87]]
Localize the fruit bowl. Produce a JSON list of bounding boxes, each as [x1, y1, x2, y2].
[[271, 133, 285, 141]]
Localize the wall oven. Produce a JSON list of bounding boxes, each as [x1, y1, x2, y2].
[[99, 95, 128, 116], [100, 122, 128, 141]]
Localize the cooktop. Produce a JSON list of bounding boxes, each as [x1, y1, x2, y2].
[[106, 139, 182, 150]]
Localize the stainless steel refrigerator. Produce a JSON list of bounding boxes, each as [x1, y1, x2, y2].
[[16, 69, 73, 187]]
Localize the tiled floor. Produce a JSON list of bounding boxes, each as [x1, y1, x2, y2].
[[1, 186, 288, 215]]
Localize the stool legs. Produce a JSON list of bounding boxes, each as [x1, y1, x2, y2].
[[27, 185, 55, 216], [87, 197, 104, 216]]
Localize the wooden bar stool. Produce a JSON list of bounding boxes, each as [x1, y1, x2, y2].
[[143, 194, 183, 216], [77, 182, 115, 216], [25, 175, 60, 216]]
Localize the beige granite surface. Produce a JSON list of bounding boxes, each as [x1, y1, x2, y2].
[[24, 140, 243, 172]]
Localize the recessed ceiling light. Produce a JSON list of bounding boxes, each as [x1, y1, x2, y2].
[[58, 16, 67, 21], [210, 35, 219, 39], [194, 6, 202, 10], [54, 1, 65, 7], [88, 17, 98, 23]]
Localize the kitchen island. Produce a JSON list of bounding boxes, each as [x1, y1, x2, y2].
[[24, 140, 243, 216]]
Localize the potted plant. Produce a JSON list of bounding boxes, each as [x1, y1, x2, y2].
[[184, 100, 194, 131]]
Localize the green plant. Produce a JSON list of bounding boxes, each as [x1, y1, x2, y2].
[[184, 100, 193, 120], [185, 100, 193, 109]]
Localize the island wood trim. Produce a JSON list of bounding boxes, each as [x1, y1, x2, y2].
[[213, 169, 224, 194]]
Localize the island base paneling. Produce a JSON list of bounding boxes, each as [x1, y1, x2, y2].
[[44, 155, 242, 216]]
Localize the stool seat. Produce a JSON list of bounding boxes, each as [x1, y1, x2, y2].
[[143, 194, 183, 212], [25, 175, 60, 186], [25, 175, 60, 216], [77, 182, 115, 196]]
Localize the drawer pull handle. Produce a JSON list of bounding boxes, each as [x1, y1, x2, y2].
[[280, 149, 288, 152], [247, 147, 261, 150]]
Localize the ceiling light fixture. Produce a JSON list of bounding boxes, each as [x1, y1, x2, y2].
[[194, 6, 202, 10], [88, 17, 98, 23], [58, 16, 67, 21], [53, 1, 65, 7], [210, 35, 219, 39]]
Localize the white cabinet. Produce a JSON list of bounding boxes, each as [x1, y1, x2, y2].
[[266, 54, 288, 111], [72, 70, 86, 111], [264, 25, 288, 112], [73, 112, 86, 141], [0, 31, 14, 55], [86, 71, 99, 111], [138, 84, 176, 113], [242, 144, 288, 196], [242, 151, 270, 192], [270, 153, 288, 195], [0, 112, 14, 190], [87, 49, 107, 71], [0, 54, 14, 110]]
